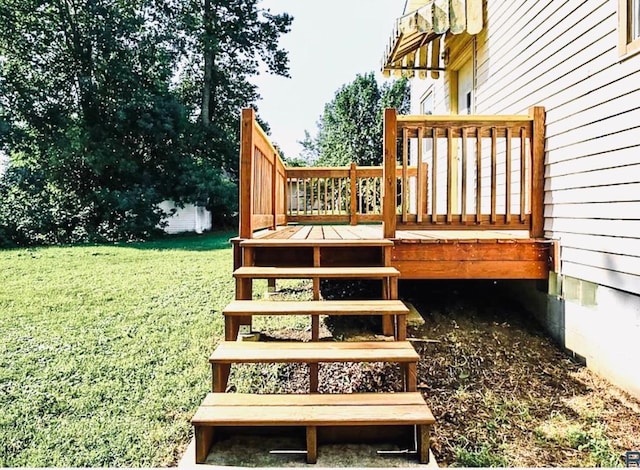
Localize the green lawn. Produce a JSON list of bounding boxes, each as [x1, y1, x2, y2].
[[0, 232, 239, 467]]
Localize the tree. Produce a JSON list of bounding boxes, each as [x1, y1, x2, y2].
[[0, 0, 293, 244], [174, 0, 292, 179], [302, 73, 410, 167], [0, 0, 188, 243]]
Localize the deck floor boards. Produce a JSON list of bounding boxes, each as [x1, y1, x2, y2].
[[256, 224, 531, 242]]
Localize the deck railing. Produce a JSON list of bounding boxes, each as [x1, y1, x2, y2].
[[382, 107, 546, 238], [239, 108, 287, 238], [239, 107, 545, 240], [286, 164, 422, 225]]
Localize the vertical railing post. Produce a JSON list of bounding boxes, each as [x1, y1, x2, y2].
[[239, 108, 255, 239], [383, 108, 397, 238], [349, 163, 357, 225], [271, 152, 277, 230], [529, 106, 546, 238]]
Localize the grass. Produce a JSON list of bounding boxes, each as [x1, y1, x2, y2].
[[1, 236, 635, 467], [0, 232, 237, 466]]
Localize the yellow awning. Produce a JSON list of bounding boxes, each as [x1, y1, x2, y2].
[[382, 0, 483, 79]]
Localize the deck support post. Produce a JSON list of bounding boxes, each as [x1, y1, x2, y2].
[[417, 424, 431, 464], [383, 108, 398, 239], [306, 426, 318, 464], [529, 106, 546, 238], [195, 426, 214, 464]]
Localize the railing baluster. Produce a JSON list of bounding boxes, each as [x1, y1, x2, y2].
[[491, 127, 497, 224], [446, 127, 453, 224], [417, 127, 424, 223], [520, 127, 527, 223], [505, 127, 512, 224], [349, 163, 357, 225], [431, 128, 438, 224], [324, 177, 328, 216], [461, 127, 468, 224], [303, 178, 307, 215], [476, 127, 482, 224], [402, 128, 409, 222]]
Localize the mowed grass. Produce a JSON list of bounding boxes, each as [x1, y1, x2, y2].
[[0, 232, 240, 467]]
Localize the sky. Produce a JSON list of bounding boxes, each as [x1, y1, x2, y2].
[[251, 0, 406, 160]]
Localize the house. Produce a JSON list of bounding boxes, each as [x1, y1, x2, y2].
[[382, 0, 640, 398], [158, 200, 212, 235]]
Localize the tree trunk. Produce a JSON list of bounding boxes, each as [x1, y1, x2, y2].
[[201, 0, 214, 127]]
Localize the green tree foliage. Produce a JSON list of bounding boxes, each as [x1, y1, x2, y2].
[[0, 0, 292, 246], [173, 0, 291, 178], [301, 73, 410, 167]]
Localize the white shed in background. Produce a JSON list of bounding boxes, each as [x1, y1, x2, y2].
[[158, 201, 212, 234]]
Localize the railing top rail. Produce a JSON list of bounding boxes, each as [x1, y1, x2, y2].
[[252, 117, 284, 163], [397, 114, 533, 124]]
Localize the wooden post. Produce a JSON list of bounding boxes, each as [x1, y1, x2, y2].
[[212, 363, 231, 393], [271, 153, 278, 230], [239, 108, 255, 239], [417, 425, 431, 464], [349, 163, 357, 225], [417, 127, 424, 223], [195, 426, 214, 464], [529, 106, 546, 238], [383, 108, 397, 238], [306, 426, 318, 464], [405, 362, 417, 392]]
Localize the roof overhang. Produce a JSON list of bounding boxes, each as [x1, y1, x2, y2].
[[382, 0, 483, 79]]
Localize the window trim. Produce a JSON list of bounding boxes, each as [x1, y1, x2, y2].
[[618, 0, 640, 58], [419, 88, 435, 115]]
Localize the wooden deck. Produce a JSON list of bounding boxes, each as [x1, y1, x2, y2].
[[245, 224, 553, 280]]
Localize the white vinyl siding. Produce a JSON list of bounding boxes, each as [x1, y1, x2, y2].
[[469, 0, 640, 296], [158, 201, 212, 235], [407, 0, 640, 294]]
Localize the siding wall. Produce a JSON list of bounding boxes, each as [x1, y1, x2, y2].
[[158, 201, 212, 235], [408, 0, 640, 398], [480, 0, 640, 295], [411, 0, 640, 296]]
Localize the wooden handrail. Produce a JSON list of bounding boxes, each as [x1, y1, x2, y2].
[[238, 106, 546, 241], [382, 107, 547, 239], [239, 108, 288, 238], [285, 165, 419, 225], [383, 108, 398, 238]]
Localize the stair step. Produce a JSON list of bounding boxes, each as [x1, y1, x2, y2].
[[223, 299, 409, 316], [240, 239, 394, 247], [210, 340, 419, 363], [210, 340, 419, 393], [233, 266, 400, 279], [192, 392, 434, 464]]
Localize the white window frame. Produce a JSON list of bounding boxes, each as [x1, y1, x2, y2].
[[420, 89, 434, 115], [619, 0, 640, 58]]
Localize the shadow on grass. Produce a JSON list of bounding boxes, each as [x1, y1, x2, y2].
[[123, 230, 238, 251]]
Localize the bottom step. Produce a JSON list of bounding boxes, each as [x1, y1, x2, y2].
[[191, 392, 435, 464], [178, 435, 439, 468]]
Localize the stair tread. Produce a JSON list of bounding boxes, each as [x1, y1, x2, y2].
[[192, 392, 435, 426], [223, 299, 409, 316], [209, 340, 419, 363], [233, 266, 400, 278]]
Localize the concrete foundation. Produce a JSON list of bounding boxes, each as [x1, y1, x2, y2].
[[506, 277, 640, 400]]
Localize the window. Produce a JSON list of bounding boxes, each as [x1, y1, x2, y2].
[[420, 90, 434, 115], [619, 0, 640, 57]]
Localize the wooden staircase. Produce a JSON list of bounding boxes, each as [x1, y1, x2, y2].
[[191, 237, 436, 464]]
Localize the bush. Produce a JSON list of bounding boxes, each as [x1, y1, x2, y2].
[[0, 166, 165, 247]]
